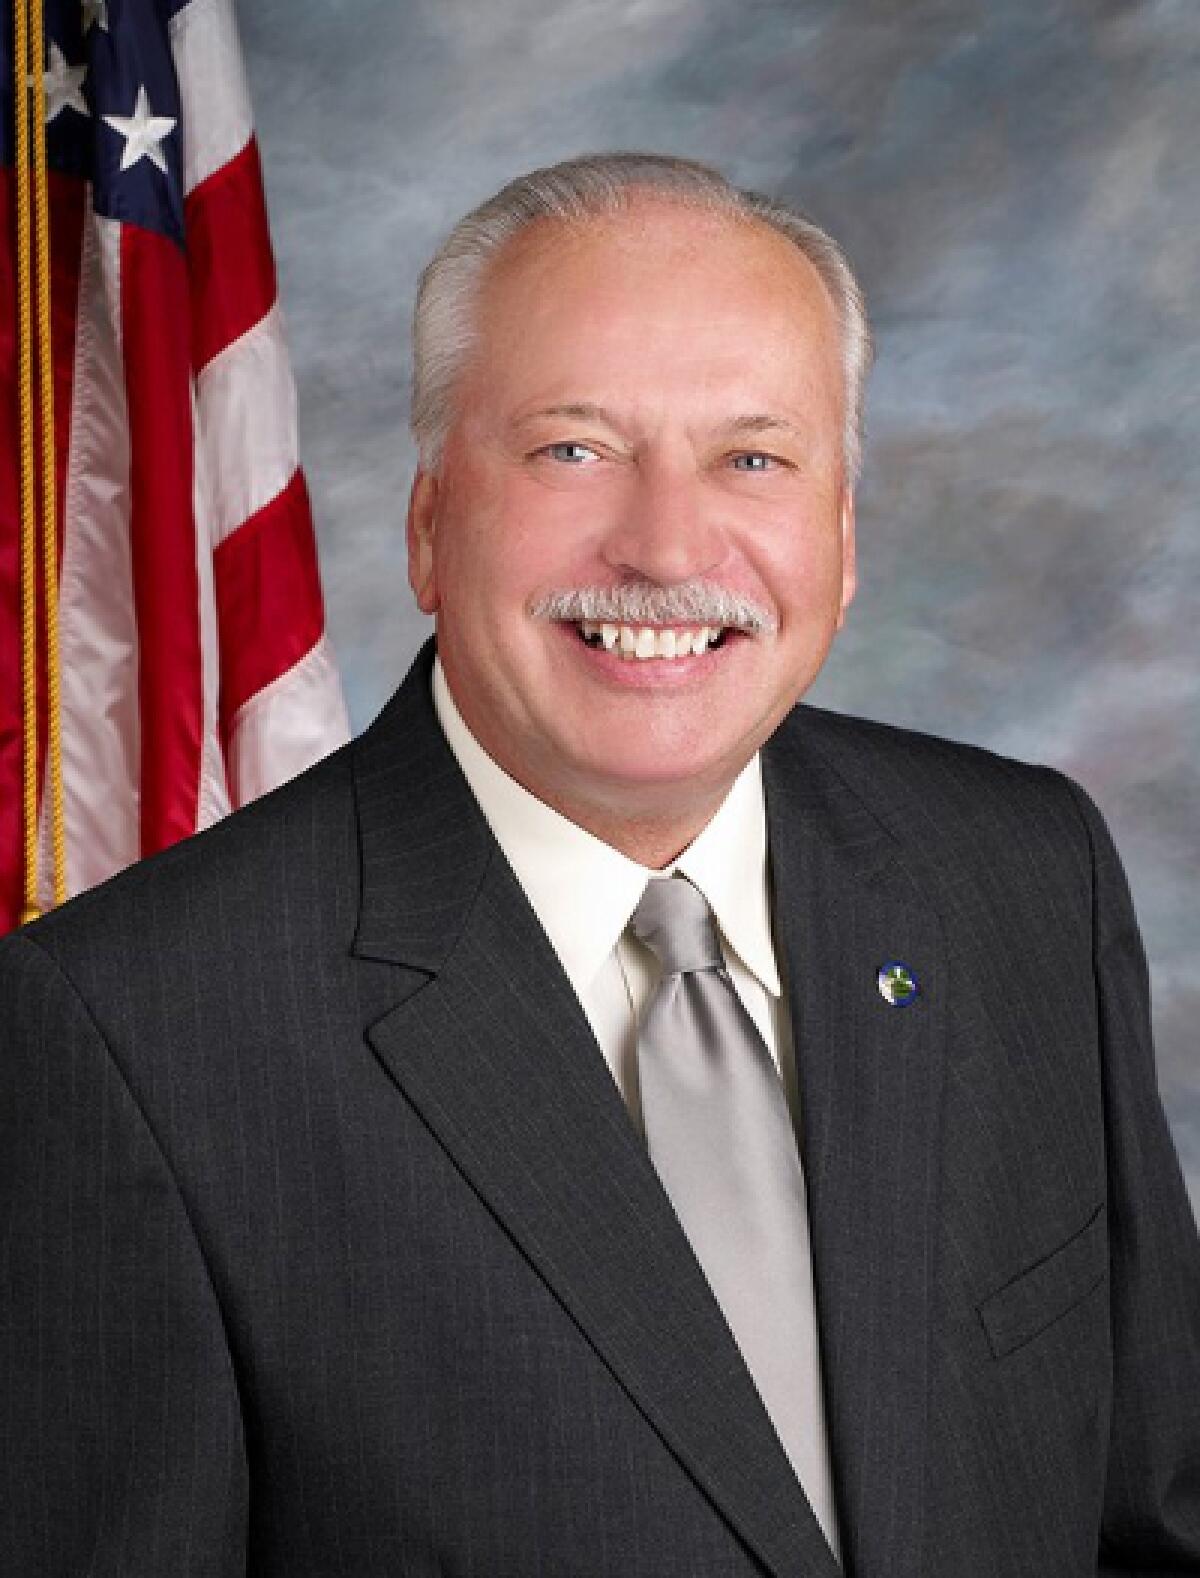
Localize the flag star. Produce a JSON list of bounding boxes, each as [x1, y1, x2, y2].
[[32, 40, 89, 123], [103, 85, 176, 176], [82, 0, 109, 31]]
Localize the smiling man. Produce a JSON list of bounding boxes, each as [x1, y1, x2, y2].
[[407, 187, 856, 867], [2, 154, 1199, 1578]]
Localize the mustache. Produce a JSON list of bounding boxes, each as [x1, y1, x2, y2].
[[528, 581, 777, 634]]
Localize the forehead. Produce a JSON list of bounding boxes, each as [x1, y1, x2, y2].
[[464, 199, 843, 415]]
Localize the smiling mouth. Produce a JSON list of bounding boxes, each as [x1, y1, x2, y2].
[[572, 620, 731, 659]]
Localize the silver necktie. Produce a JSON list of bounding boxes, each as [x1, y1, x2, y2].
[[630, 875, 841, 1562]]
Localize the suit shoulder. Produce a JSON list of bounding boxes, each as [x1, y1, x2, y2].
[[13, 740, 359, 985], [779, 700, 1095, 869], [785, 698, 1059, 783]]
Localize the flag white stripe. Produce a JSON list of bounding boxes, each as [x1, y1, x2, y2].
[[170, 0, 254, 196], [224, 633, 349, 807], [196, 301, 300, 546], [192, 378, 234, 833], [37, 211, 139, 907]]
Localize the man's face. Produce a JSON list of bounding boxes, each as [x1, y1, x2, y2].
[[408, 200, 856, 826]]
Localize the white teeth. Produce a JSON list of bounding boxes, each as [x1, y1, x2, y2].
[[578, 621, 726, 660]]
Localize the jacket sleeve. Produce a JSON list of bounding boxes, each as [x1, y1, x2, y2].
[[1059, 778, 1200, 1574], [0, 929, 248, 1577]]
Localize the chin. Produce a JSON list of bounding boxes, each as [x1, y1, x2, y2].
[[568, 739, 743, 801]]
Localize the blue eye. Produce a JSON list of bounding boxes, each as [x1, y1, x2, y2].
[[731, 452, 775, 471], [542, 442, 598, 464]]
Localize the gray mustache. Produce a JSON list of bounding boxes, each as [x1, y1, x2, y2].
[[529, 582, 777, 634]]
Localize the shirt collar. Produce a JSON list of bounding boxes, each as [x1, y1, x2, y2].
[[432, 657, 649, 996], [431, 655, 781, 1001], [674, 752, 781, 998]]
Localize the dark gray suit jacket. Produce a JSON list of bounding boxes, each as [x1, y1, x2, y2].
[[3, 639, 1199, 1576]]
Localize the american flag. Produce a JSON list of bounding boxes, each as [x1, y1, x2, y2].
[[0, 0, 349, 932]]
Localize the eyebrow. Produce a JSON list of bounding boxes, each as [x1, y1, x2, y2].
[[514, 402, 619, 430], [725, 412, 805, 440], [514, 404, 805, 439]]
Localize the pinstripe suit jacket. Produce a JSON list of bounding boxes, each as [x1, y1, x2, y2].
[[2, 637, 1199, 1577]]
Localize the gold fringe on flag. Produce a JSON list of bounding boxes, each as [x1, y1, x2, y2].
[[13, 0, 65, 924]]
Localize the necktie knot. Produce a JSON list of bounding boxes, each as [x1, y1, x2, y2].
[[629, 876, 724, 976]]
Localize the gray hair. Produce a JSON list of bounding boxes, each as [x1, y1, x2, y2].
[[410, 151, 874, 485]]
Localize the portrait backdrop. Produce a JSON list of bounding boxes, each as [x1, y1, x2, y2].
[[238, 0, 1199, 1210]]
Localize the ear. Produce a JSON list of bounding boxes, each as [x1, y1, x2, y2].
[[835, 486, 856, 629], [406, 468, 440, 614]]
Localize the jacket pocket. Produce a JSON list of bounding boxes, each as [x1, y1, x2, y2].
[[977, 1201, 1108, 1359]]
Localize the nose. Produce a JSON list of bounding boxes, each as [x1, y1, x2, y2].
[[599, 454, 728, 586]]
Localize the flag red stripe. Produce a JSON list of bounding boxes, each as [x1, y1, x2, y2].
[[213, 467, 326, 737], [120, 225, 203, 856], [185, 136, 277, 375], [0, 170, 85, 930]]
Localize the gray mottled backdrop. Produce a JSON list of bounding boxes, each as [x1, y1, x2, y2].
[[239, 0, 1198, 1210]]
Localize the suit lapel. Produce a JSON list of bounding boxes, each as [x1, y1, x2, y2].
[[352, 643, 842, 1578], [764, 722, 947, 1578]]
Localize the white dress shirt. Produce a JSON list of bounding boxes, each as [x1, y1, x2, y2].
[[431, 656, 800, 1140], [431, 658, 841, 1563]]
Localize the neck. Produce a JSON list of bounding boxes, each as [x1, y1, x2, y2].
[[513, 782, 728, 869]]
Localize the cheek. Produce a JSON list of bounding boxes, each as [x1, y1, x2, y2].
[[431, 507, 583, 674], [748, 525, 845, 625], [445, 481, 609, 609], [432, 491, 521, 616]]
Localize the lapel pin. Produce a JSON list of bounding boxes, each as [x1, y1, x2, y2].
[[878, 961, 919, 1007]]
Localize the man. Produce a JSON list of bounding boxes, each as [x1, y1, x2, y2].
[[1, 152, 1198, 1576]]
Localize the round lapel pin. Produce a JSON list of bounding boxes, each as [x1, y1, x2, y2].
[[877, 961, 919, 1007]]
